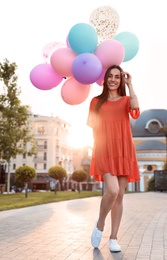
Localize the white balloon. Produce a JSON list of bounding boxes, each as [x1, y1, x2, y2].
[[89, 6, 120, 43], [42, 41, 65, 62]]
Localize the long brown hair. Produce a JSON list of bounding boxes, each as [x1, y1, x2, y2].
[[95, 65, 126, 112]]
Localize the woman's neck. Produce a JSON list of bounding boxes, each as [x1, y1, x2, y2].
[[108, 91, 120, 99]]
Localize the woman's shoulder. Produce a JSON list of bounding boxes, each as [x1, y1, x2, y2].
[[122, 95, 129, 100], [90, 96, 99, 104], [121, 96, 130, 103], [92, 96, 99, 100]]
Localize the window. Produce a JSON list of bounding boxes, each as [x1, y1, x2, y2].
[[38, 126, 45, 135], [145, 119, 162, 134], [147, 165, 153, 171], [13, 164, 16, 170], [44, 152, 47, 160]]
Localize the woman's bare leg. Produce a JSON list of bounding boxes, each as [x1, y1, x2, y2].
[[110, 177, 128, 239], [97, 173, 120, 231]]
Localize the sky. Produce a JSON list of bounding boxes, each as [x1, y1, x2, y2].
[[1, 0, 167, 146]]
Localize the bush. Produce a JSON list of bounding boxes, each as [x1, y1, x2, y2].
[[48, 165, 67, 192], [72, 169, 88, 193], [15, 165, 36, 183], [72, 169, 88, 183], [147, 176, 155, 191]]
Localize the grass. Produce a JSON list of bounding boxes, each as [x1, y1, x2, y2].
[[0, 190, 102, 211]]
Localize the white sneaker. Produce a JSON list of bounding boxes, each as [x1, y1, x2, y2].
[[91, 222, 103, 248], [109, 239, 121, 252]]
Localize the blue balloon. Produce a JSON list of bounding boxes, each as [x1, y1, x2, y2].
[[68, 23, 98, 54], [114, 32, 139, 62], [72, 53, 102, 84]]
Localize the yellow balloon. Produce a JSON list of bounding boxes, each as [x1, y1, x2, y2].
[[89, 6, 120, 43]]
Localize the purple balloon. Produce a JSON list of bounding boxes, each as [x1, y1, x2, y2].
[[72, 53, 102, 84], [30, 63, 63, 90]]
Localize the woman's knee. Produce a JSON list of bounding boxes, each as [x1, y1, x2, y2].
[[103, 174, 119, 198], [116, 189, 126, 203], [106, 187, 119, 200]]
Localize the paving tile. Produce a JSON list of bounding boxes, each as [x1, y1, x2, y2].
[[0, 192, 167, 259]]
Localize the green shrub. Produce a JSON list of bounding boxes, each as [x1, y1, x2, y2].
[[147, 176, 155, 191], [72, 169, 88, 193]]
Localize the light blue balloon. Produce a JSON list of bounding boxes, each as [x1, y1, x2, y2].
[[68, 23, 98, 54], [114, 32, 139, 62]]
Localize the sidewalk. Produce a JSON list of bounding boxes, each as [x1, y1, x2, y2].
[[0, 192, 167, 260]]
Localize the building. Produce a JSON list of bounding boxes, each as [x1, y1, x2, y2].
[[9, 113, 73, 191], [130, 109, 167, 192]]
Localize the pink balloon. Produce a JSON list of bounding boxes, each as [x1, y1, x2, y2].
[[61, 77, 90, 105], [30, 63, 63, 90], [50, 47, 77, 77], [42, 41, 65, 62], [96, 69, 106, 86], [94, 39, 125, 69]]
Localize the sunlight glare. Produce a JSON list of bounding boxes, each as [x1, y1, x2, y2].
[[68, 124, 94, 149]]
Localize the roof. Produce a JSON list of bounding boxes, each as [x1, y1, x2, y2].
[[136, 140, 166, 151], [131, 109, 167, 137]]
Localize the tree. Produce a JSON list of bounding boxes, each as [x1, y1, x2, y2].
[[15, 165, 36, 198], [71, 169, 88, 193], [48, 165, 67, 193], [0, 59, 36, 193]]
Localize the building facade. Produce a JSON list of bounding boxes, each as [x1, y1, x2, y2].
[[9, 113, 73, 191], [129, 109, 167, 192], [1, 108, 167, 193]]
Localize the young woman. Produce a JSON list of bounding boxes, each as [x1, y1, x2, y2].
[[87, 65, 140, 252]]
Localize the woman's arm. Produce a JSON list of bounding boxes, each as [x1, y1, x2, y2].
[[122, 71, 139, 109]]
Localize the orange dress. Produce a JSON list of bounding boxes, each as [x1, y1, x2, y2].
[[87, 96, 140, 183]]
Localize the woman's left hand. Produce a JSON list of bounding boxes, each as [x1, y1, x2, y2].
[[122, 71, 132, 86]]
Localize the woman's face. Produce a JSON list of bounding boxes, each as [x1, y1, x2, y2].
[[107, 68, 121, 91]]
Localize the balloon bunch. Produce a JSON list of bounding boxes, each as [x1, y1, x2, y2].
[[30, 6, 139, 105]]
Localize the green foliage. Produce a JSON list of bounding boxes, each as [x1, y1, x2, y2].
[[72, 169, 88, 183], [15, 177, 24, 189], [147, 176, 155, 191], [0, 59, 37, 162], [48, 165, 67, 180], [0, 59, 37, 192], [15, 165, 36, 183]]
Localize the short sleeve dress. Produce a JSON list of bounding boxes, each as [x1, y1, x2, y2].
[[87, 96, 140, 183]]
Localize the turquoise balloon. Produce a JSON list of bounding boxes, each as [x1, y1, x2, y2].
[[68, 23, 98, 54], [114, 32, 139, 62]]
